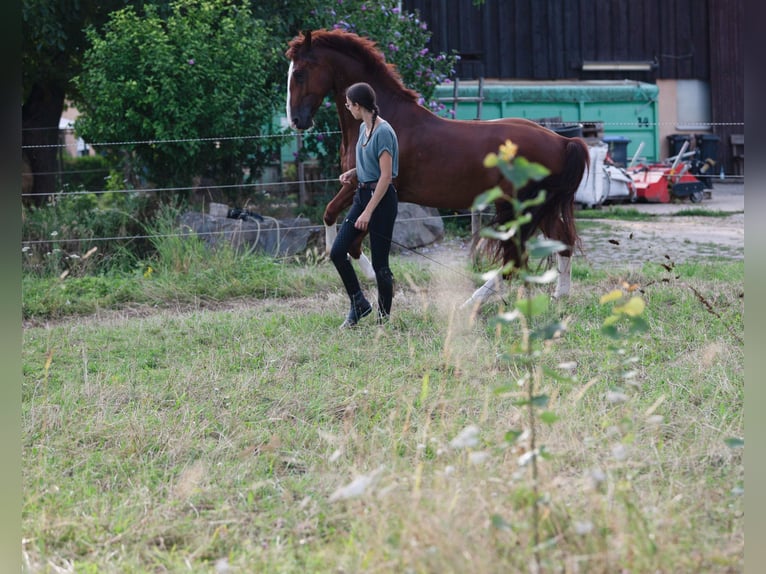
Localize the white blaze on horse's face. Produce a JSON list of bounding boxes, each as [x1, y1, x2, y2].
[[286, 60, 294, 129]]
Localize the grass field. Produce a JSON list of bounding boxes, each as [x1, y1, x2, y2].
[[22, 241, 744, 572]]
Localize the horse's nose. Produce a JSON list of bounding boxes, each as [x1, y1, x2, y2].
[[292, 110, 314, 131]]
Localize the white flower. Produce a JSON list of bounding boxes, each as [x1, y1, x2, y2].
[[611, 443, 628, 460], [469, 451, 489, 465], [450, 425, 480, 449], [329, 466, 384, 502], [518, 449, 538, 466], [606, 391, 629, 404], [588, 467, 606, 488]]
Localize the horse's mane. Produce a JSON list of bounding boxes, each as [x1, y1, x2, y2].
[[287, 29, 420, 102]]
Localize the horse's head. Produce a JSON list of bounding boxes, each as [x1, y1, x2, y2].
[[285, 30, 334, 131]]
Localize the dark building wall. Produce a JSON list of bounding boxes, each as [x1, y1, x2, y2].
[[404, 0, 743, 172], [405, 0, 712, 80], [707, 0, 744, 175]]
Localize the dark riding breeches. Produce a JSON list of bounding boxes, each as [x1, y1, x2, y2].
[[330, 184, 398, 305]]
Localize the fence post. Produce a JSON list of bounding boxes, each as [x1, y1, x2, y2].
[[297, 133, 308, 207]]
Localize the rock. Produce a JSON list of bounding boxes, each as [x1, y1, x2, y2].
[[392, 202, 444, 251], [177, 212, 319, 257], [177, 201, 444, 258]]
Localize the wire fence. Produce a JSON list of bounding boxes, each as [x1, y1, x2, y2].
[[21, 120, 744, 249]]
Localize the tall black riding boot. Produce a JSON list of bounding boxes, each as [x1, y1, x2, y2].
[[375, 267, 395, 323], [340, 290, 372, 329]]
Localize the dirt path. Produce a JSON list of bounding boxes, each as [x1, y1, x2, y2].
[[24, 185, 743, 329]]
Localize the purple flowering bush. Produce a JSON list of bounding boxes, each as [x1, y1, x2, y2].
[[312, 0, 457, 108]]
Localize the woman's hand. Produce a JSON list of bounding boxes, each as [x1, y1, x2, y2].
[[339, 168, 356, 185], [354, 209, 371, 230]]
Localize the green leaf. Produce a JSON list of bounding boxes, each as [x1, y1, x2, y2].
[[530, 321, 567, 342], [491, 513, 512, 531], [504, 429, 522, 444], [523, 268, 559, 285], [518, 190, 548, 210], [504, 156, 550, 188], [542, 366, 576, 383], [629, 316, 650, 333], [419, 373, 429, 404], [515, 394, 549, 408], [532, 394, 550, 407], [538, 446, 553, 460], [724, 437, 744, 448], [471, 187, 504, 211], [528, 237, 568, 259], [480, 226, 518, 241], [540, 411, 559, 424], [514, 294, 549, 317], [513, 213, 533, 227], [601, 324, 620, 339]]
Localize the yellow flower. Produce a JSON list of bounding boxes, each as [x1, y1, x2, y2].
[[498, 139, 518, 162], [483, 153, 499, 167], [144, 266, 154, 278]]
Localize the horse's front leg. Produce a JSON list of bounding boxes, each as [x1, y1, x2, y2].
[[323, 182, 356, 253], [323, 182, 375, 279]]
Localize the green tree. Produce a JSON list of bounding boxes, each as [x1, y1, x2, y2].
[[73, 0, 281, 193], [22, 0, 172, 204]]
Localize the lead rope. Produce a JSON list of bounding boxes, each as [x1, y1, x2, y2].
[[364, 226, 510, 306]]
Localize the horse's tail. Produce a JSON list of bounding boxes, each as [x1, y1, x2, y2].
[[482, 136, 590, 271], [548, 137, 589, 254]]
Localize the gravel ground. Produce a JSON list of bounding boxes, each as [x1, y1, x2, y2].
[[412, 181, 744, 272], [577, 181, 744, 269]]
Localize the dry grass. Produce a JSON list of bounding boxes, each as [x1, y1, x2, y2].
[[22, 257, 743, 573]]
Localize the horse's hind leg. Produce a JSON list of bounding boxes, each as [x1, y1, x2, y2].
[[553, 253, 572, 298], [544, 217, 575, 298]]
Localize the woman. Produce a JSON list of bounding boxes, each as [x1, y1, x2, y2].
[[330, 82, 399, 328]]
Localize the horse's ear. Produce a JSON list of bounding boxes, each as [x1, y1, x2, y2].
[[304, 30, 312, 49]]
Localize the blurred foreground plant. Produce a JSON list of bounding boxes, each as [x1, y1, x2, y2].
[[475, 141, 650, 570]]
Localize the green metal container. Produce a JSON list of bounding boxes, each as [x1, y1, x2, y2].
[[433, 80, 659, 162]]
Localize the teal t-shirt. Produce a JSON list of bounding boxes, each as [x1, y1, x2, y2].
[[355, 120, 399, 183]]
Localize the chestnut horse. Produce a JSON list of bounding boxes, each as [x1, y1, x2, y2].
[[286, 29, 589, 301]]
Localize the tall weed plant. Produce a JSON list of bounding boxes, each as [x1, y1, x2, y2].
[[460, 141, 741, 571], [21, 186, 154, 276]]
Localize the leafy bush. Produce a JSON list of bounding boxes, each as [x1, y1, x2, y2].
[[74, 0, 281, 191], [22, 190, 157, 276], [60, 154, 112, 191]]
